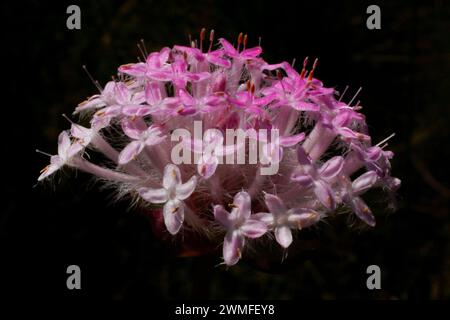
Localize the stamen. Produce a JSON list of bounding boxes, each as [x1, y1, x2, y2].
[[338, 85, 349, 102], [82, 65, 103, 93], [348, 87, 362, 106], [36, 149, 52, 157], [291, 58, 296, 68], [237, 32, 243, 51], [140, 39, 148, 57], [376, 133, 396, 147], [300, 57, 309, 79], [243, 34, 248, 50], [208, 29, 215, 52], [62, 113, 75, 124], [136, 43, 146, 60], [200, 27, 206, 52], [40, 165, 50, 173]]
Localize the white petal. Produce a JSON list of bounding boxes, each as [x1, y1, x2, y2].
[[163, 199, 184, 235], [275, 225, 293, 248], [138, 187, 168, 204], [163, 164, 181, 189], [176, 175, 197, 200]]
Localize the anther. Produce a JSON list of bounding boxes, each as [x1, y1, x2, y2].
[[300, 57, 309, 79], [308, 58, 318, 82], [243, 34, 248, 50], [237, 32, 243, 51], [200, 28, 206, 51], [208, 29, 215, 52]]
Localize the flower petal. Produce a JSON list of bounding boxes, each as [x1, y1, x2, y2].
[[198, 155, 218, 179], [163, 164, 181, 189], [318, 156, 344, 181], [223, 231, 244, 266], [352, 171, 378, 195], [287, 209, 321, 229], [232, 191, 252, 221], [118, 141, 145, 164], [176, 175, 197, 200], [214, 205, 231, 228], [241, 220, 267, 238], [138, 187, 168, 204], [313, 180, 335, 210], [275, 225, 293, 248], [352, 197, 376, 227], [264, 193, 287, 217], [163, 199, 185, 235]]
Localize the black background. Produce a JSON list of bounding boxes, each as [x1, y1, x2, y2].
[[2, 0, 449, 301]]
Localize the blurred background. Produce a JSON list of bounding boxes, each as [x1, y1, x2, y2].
[[2, 0, 449, 300]]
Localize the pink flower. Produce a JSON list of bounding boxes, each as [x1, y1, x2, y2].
[[118, 118, 166, 164], [138, 164, 197, 235], [38, 131, 83, 181], [38, 30, 400, 266], [214, 191, 267, 265], [255, 193, 320, 248]]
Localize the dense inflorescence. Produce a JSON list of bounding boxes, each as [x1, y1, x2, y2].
[[37, 30, 400, 266]]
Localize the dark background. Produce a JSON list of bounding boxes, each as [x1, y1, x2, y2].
[[2, 0, 449, 300]]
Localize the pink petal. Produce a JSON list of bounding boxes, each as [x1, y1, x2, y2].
[[318, 156, 344, 181], [198, 155, 219, 179], [118, 62, 147, 77], [118, 141, 144, 164], [121, 118, 147, 140], [219, 38, 238, 56], [252, 212, 274, 227], [138, 187, 168, 204], [241, 220, 267, 238], [275, 225, 293, 248], [214, 205, 231, 228], [114, 82, 131, 105], [287, 209, 321, 229], [296, 146, 312, 166], [223, 231, 244, 266], [232, 191, 252, 221], [313, 180, 335, 210], [57, 131, 71, 157], [352, 197, 376, 227], [122, 105, 153, 117], [163, 164, 181, 189], [291, 173, 313, 186], [352, 171, 378, 195], [163, 199, 185, 235], [264, 193, 287, 217], [279, 133, 305, 147], [176, 176, 197, 200], [241, 47, 262, 58]]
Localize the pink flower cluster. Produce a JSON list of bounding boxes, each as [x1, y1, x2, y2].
[[37, 30, 400, 266]]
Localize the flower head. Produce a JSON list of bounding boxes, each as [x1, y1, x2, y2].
[[37, 30, 400, 266]]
